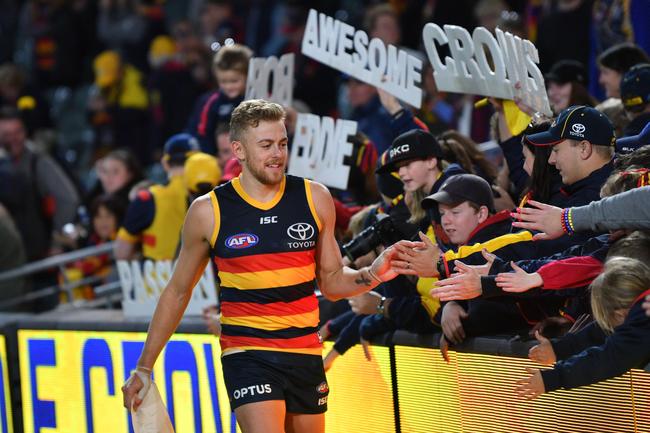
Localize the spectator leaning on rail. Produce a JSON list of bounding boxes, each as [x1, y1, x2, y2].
[[520, 105, 616, 256], [114, 133, 199, 261], [395, 174, 543, 350]]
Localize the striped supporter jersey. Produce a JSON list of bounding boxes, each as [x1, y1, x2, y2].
[[208, 174, 323, 356]]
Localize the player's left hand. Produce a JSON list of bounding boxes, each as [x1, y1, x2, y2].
[[372, 239, 425, 282], [515, 368, 545, 400]]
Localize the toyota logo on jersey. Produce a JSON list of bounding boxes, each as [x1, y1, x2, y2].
[[287, 223, 315, 241]]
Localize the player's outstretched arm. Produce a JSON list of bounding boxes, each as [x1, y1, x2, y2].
[[122, 196, 213, 410], [310, 181, 422, 301]]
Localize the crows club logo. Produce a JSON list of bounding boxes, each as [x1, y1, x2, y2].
[[317, 381, 329, 394], [225, 233, 259, 249], [287, 222, 315, 241]]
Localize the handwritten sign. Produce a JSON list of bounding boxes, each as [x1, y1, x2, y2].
[[422, 24, 552, 116], [245, 53, 294, 107], [301, 9, 422, 107], [288, 113, 356, 189]]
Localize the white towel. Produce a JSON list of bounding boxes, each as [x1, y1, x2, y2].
[[131, 382, 175, 433]]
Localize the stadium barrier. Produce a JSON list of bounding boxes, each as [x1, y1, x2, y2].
[[0, 308, 646, 433]]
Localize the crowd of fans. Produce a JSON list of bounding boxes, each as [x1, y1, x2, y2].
[[0, 0, 650, 399]]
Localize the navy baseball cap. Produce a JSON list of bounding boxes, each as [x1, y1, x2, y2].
[[620, 63, 650, 110], [421, 174, 496, 214], [376, 129, 443, 174], [524, 105, 616, 147], [616, 121, 650, 154], [163, 133, 199, 163]]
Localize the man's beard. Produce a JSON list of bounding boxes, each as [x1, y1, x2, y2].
[[245, 159, 286, 185]]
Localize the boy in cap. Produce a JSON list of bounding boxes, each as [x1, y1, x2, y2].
[[115, 133, 199, 260], [523, 106, 615, 248], [397, 174, 555, 348]]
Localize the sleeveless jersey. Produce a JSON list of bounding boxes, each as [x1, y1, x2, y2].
[[209, 175, 322, 356]]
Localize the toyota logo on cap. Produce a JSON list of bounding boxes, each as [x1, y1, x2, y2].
[[287, 223, 315, 241], [572, 123, 586, 134]]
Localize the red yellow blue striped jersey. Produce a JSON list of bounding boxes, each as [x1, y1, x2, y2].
[[208, 174, 322, 356]]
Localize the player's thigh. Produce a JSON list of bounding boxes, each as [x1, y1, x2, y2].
[[235, 400, 286, 433], [285, 412, 325, 433]]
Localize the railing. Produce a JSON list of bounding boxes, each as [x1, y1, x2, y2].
[[0, 242, 121, 309]]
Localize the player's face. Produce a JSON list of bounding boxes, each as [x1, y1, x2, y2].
[[238, 120, 288, 185]]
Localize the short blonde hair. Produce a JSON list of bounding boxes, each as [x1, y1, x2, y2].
[[212, 44, 253, 75], [229, 99, 285, 142], [590, 257, 650, 332]]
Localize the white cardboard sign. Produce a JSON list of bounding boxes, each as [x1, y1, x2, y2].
[[288, 113, 356, 190], [245, 53, 294, 107], [118, 259, 218, 318], [301, 8, 422, 108], [422, 24, 552, 116]]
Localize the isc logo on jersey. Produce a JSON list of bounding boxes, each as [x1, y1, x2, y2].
[[226, 233, 259, 249]]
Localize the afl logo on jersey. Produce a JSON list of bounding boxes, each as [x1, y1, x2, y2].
[[225, 233, 259, 249], [287, 223, 315, 241]]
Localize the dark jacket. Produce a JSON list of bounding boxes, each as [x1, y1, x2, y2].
[[186, 90, 243, 155], [541, 288, 650, 393], [622, 112, 650, 137], [350, 96, 394, 154]]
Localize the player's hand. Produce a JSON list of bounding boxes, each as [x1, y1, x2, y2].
[[122, 368, 151, 411], [348, 291, 382, 315], [372, 239, 425, 281], [515, 368, 545, 400], [511, 201, 565, 241], [440, 302, 468, 345], [394, 232, 440, 277], [496, 262, 543, 293], [528, 330, 557, 365]]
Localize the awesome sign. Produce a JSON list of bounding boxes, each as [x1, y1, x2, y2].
[[301, 10, 551, 115], [301, 9, 423, 107]]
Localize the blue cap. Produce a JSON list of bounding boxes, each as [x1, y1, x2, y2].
[[616, 121, 650, 154], [163, 133, 199, 163], [524, 105, 616, 147]]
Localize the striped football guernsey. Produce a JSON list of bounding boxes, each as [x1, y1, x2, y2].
[[208, 174, 322, 356]]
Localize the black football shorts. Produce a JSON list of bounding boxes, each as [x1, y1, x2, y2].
[[221, 350, 329, 413]]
